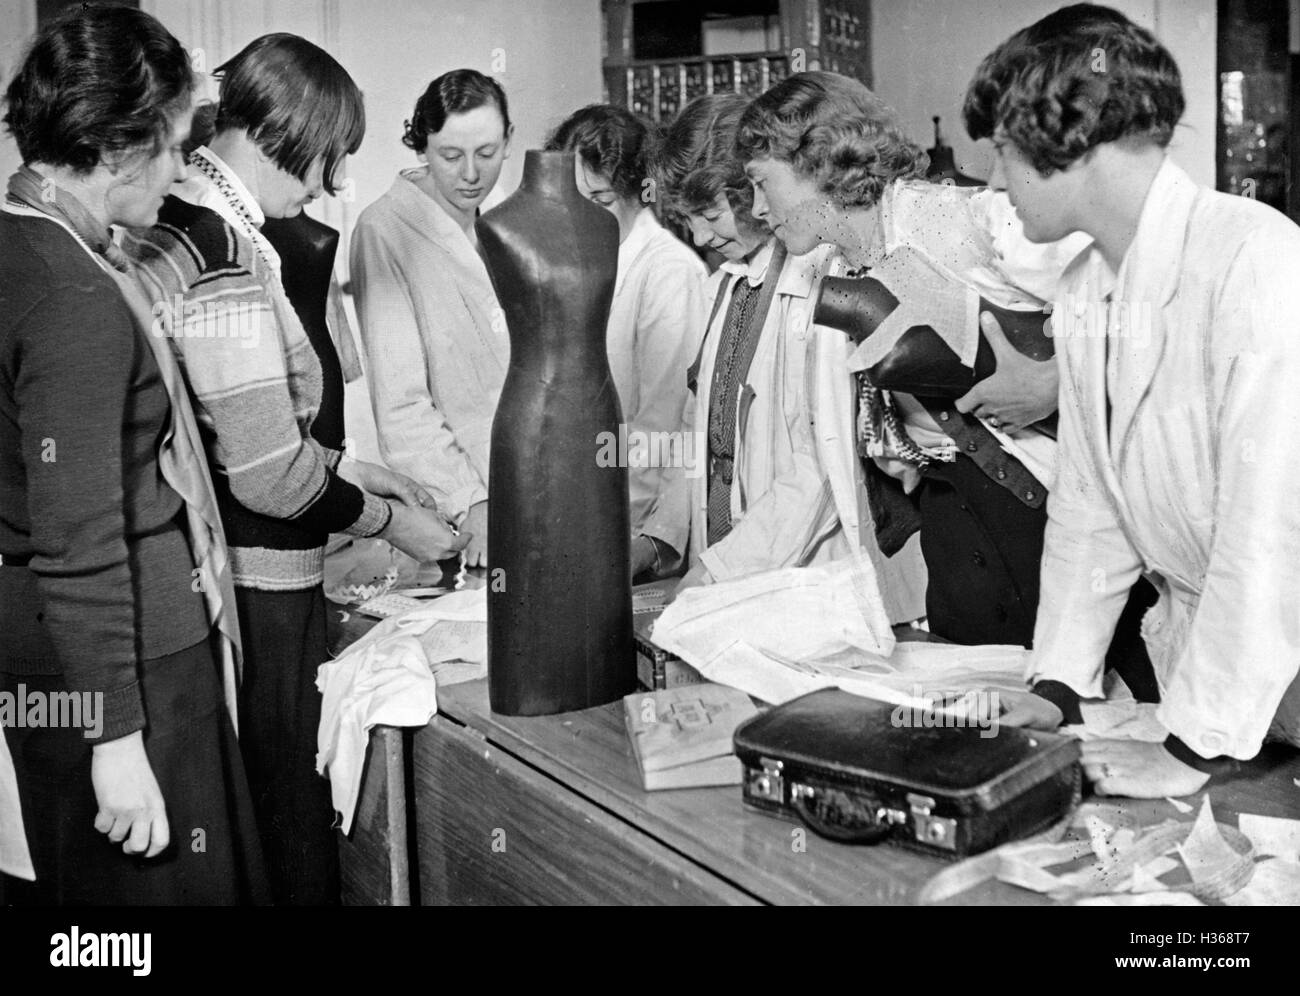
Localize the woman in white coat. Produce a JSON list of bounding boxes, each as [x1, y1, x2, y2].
[[350, 70, 513, 568], [545, 105, 710, 537], [642, 95, 926, 624], [967, 5, 1300, 797]]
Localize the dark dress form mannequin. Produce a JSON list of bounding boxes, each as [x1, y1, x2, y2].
[[261, 213, 346, 449], [477, 150, 635, 716]]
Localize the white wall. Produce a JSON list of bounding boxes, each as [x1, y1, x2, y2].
[[870, 0, 1217, 187], [0, 0, 603, 463], [0, 0, 603, 276], [0, 0, 36, 184]]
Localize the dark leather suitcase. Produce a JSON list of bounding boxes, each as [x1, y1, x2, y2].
[[733, 689, 1081, 858]]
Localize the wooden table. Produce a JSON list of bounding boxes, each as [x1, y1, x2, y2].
[[335, 654, 1300, 905]]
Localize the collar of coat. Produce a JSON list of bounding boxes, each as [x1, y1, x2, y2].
[[1063, 155, 1196, 309]]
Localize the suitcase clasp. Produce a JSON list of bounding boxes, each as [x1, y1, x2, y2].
[[907, 793, 957, 850], [748, 757, 785, 803]]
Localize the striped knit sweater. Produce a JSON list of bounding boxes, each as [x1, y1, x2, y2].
[[124, 193, 390, 591]]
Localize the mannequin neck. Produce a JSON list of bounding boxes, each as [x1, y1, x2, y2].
[[519, 150, 574, 198]]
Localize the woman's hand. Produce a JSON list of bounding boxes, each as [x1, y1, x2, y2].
[[339, 458, 436, 510], [664, 562, 712, 605], [631, 535, 663, 578], [1082, 740, 1211, 798], [90, 731, 170, 857], [996, 689, 1065, 730], [461, 501, 489, 569], [955, 312, 1059, 434], [381, 501, 469, 563]]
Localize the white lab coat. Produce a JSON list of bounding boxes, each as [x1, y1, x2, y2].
[[643, 240, 927, 624], [349, 170, 509, 522], [1030, 158, 1300, 759], [606, 209, 710, 531]]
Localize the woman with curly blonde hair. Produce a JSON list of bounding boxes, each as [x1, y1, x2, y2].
[[638, 94, 924, 624], [736, 71, 1108, 649]]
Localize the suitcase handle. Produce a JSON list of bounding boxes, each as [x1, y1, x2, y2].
[[791, 783, 895, 845]]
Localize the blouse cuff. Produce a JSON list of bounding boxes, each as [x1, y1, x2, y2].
[[1029, 679, 1083, 726], [1163, 733, 1242, 778]]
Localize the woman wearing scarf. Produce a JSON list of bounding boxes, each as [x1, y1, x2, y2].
[[0, 5, 267, 904], [735, 73, 1091, 648]]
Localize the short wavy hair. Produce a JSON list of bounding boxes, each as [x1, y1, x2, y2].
[[402, 69, 511, 153], [214, 33, 364, 195], [657, 94, 765, 236], [963, 4, 1184, 174], [3, 4, 195, 173], [734, 71, 927, 208], [545, 104, 655, 202]]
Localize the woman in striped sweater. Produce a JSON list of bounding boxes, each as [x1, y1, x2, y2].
[[126, 34, 465, 904], [1, 5, 266, 904]]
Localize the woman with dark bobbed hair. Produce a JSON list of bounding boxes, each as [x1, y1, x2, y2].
[[545, 104, 709, 550], [351, 69, 514, 572], [1, 4, 267, 904], [125, 33, 463, 905], [967, 5, 1300, 797]]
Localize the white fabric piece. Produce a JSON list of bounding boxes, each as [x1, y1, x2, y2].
[[1222, 858, 1300, 906], [0, 728, 34, 880], [652, 555, 1028, 707], [846, 245, 981, 372], [316, 589, 487, 833], [1237, 814, 1300, 862]]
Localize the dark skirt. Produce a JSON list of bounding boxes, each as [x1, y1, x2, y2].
[[917, 455, 1158, 698], [1, 632, 270, 905], [234, 584, 339, 906], [918, 455, 1046, 647]]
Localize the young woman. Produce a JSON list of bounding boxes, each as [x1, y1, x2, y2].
[[735, 72, 1090, 647], [350, 69, 514, 569], [1, 5, 266, 904], [966, 4, 1300, 797], [126, 34, 462, 904], [545, 105, 710, 539], [639, 94, 925, 625]]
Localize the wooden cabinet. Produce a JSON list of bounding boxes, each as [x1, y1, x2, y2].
[[602, 0, 872, 119], [413, 714, 754, 905]]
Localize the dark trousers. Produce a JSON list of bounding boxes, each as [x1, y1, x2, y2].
[[2, 633, 269, 905], [918, 455, 1158, 698], [235, 584, 340, 905]]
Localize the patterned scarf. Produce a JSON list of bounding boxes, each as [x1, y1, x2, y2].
[[6, 164, 132, 269]]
